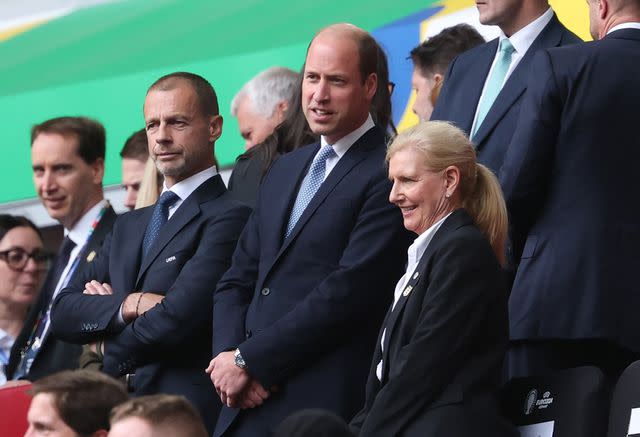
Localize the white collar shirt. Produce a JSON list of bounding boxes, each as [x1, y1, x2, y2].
[[161, 166, 218, 219], [607, 22, 640, 34], [319, 114, 374, 180]]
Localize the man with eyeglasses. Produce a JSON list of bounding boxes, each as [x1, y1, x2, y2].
[[6, 117, 117, 382]]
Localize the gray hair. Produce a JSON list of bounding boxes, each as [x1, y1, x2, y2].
[[230, 66, 298, 118]]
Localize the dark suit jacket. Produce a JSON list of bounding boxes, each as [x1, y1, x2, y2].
[[213, 126, 412, 436], [350, 209, 515, 437], [500, 29, 640, 351], [227, 150, 268, 209], [431, 13, 580, 174], [50, 175, 251, 433], [6, 205, 116, 381]]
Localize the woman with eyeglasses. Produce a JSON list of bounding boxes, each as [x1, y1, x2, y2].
[[0, 215, 49, 384]]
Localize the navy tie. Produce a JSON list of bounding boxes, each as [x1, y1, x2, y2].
[[285, 145, 336, 238], [142, 191, 180, 257]]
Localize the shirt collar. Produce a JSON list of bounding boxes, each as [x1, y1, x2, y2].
[[607, 22, 640, 35], [406, 212, 452, 265], [499, 7, 553, 55], [66, 200, 107, 246], [320, 113, 375, 158], [161, 166, 218, 201]]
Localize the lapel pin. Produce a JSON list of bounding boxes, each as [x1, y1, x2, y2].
[[403, 285, 413, 297], [86, 251, 96, 262], [412, 271, 419, 280], [165, 255, 176, 263]]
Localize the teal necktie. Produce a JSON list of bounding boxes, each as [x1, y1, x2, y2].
[[472, 38, 515, 139]]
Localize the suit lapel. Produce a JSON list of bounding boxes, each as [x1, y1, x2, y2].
[[136, 176, 225, 285], [73, 206, 117, 276], [379, 209, 473, 382], [474, 14, 566, 148], [458, 41, 498, 134]]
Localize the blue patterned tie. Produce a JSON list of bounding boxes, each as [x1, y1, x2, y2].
[[472, 38, 515, 139], [285, 145, 336, 238], [142, 191, 180, 257]]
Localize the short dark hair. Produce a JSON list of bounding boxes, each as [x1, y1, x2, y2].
[[31, 116, 106, 165], [0, 214, 41, 242], [410, 24, 485, 76], [110, 395, 207, 437], [147, 72, 219, 116], [31, 370, 128, 436], [120, 128, 148, 162]]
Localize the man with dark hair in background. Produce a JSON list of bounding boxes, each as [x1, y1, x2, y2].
[[209, 23, 411, 437], [409, 24, 485, 121], [51, 72, 251, 434], [108, 394, 208, 437], [7, 116, 117, 382], [119, 129, 148, 211], [431, 0, 580, 173], [25, 370, 127, 437]]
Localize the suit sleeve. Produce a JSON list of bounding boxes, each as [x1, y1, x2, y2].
[[97, 205, 250, 376], [51, 229, 125, 344], [356, 236, 506, 437], [235, 174, 409, 388], [499, 50, 562, 261]]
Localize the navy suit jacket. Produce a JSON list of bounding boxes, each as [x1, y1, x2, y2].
[[500, 29, 640, 351], [213, 126, 412, 436], [51, 175, 251, 433], [431, 13, 580, 174], [6, 205, 117, 381], [350, 210, 515, 437]]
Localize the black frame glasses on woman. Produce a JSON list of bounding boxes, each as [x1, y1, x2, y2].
[[0, 248, 51, 271]]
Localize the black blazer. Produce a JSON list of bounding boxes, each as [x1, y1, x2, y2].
[[500, 29, 640, 350], [6, 205, 117, 381], [51, 175, 251, 434], [351, 209, 515, 437], [431, 13, 580, 174]]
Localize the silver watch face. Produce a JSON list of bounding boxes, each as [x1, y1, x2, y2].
[[235, 350, 246, 368]]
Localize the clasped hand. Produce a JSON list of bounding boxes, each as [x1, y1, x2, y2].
[[206, 351, 270, 409]]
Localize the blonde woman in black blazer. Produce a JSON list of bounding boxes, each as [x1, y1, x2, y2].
[[351, 121, 517, 437]]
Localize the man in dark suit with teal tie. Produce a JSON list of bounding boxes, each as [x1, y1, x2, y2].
[[50, 72, 251, 433], [431, 0, 580, 174], [501, 0, 640, 378]]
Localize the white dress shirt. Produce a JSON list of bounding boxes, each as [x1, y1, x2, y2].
[[162, 166, 218, 219], [376, 212, 452, 381], [607, 22, 640, 34], [318, 114, 375, 180], [471, 7, 554, 134]]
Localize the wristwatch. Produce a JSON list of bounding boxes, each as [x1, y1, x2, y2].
[[234, 348, 247, 369]]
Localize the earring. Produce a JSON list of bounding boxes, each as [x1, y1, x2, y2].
[[445, 193, 451, 198]]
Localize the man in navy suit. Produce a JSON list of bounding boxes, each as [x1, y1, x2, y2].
[[500, 0, 640, 378], [431, 0, 580, 174], [208, 24, 411, 436], [50, 72, 251, 433]]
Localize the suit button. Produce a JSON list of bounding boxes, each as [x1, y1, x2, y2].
[[261, 287, 270, 296]]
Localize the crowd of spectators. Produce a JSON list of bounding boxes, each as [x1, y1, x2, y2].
[[0, 0, 639, 436]]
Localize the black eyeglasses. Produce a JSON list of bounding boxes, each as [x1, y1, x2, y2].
[[0, 248, 51, 271]]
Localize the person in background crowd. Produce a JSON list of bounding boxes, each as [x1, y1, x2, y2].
[[108, 394, 208, 437], [431, 0, 580, 174], [134, 157, 163, 209], [51, 72, 251, 435], [409, 24, 485, 121], [500, 0, 640, 379], [25, 370, 127, 437], [350, 121, 516, 437], [231, 67, 299, 151], [209, 23, 411, 437], [0, 215, 48, 385], [7, 117, 117, 382], [120, 129, 149, 211]]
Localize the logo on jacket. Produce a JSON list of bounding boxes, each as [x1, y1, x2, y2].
[[524, 389, 538, 415]]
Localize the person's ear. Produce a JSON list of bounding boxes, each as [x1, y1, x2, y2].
[[208, 115, 223, 143], [364, 73, 378, 100], [443, 165, 460, 198], [275, 100, 289, 123], [432, 73, 443, 86], [90, 157, 105, 185]]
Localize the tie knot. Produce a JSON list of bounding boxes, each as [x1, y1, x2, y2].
[[316, 145, 336, 163], [157, 190, 179, 207], [499, 38, 515, 55]]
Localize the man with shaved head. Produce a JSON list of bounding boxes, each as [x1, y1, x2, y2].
[[501, 0, 640, 378], [208, 24, 411, 436]]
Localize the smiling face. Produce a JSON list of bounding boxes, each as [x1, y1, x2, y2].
[[144, 82, 222, 187], [0, 226, 45, 310], [31, 133, 104, 229], [388, 147, 450, 235], [302, 30, 377, 144]]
